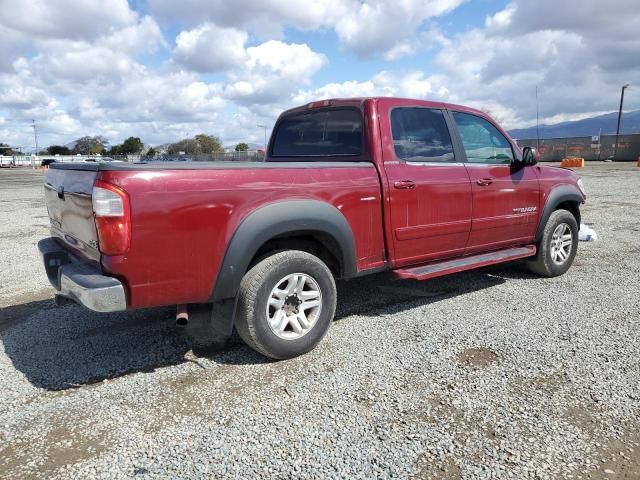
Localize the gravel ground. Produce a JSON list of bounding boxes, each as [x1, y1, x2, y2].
[[0, 164, 639, 479]]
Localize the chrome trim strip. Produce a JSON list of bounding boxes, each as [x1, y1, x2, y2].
[[463, 162, 513, 167], [406, 162, 465, 167]]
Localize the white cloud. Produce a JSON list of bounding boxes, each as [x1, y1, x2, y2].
[[293, 71, 433, 104], [103, 16, 166, 54], [149, 0, 347, 37], [245, 41, 325, 79], [0, 26, 29, 72], [334, 0, 464, 59], [174, 23, 248, 73], [224, 40, 327, 104], [12, 16, 165, 85], [152, 0, 462, 59], [0, 0, 137, 41], [0, 74, 52, 108]]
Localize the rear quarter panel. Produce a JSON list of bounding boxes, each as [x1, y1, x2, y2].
[[98, 164, 385, 308]]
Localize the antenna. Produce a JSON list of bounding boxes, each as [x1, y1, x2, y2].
[[535, 86, 540, 150]]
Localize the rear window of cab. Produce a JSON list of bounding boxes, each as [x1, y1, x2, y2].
[[270, 108, 363, 158]]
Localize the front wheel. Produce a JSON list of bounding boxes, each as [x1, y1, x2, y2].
[[235, 250, 337, 359], [527, 209, 578, 277]]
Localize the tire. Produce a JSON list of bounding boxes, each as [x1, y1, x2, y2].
[[235, 250, 337, 360], [527, 209, 578, 277]]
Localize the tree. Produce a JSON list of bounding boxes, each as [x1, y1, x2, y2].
[[89, 144, 104, 155], [72, 136, 108, 155], [108, 144, 122, 155], [167, 140, 189, 154], [0, 143, 17, 155], [195, 134, 223, 154], [167, 134, 223, 155], [47, 145, 71, 155], [119, 136, 144, 154], [107, 137, 144, 156], [235, 142, 249, 152], [146, 147, 156, 157]]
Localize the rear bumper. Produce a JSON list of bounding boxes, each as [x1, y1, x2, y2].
[[38, 238, 127, 312]]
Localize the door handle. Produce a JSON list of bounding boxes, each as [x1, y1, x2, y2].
[[476, 178, 493, 186], [393, 180, 416, 190]]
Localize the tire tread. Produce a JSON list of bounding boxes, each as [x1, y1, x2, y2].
[[527, 209, 578, 277], [235, 250, 336, 359]]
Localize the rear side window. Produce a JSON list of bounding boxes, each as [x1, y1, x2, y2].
[[271, 108, 362, 157], [390, 108, 455, 162], [452, 111, 514, 164]]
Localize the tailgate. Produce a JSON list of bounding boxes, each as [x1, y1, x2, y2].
[[44, 164, 100, 263]]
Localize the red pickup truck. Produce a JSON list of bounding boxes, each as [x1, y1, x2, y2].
[[39, 97, 586, 359]]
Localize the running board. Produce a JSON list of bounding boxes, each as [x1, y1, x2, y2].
[[392, 245, 537, 281]]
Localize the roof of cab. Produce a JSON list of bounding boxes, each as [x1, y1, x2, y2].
[[280, 97, 488, 118]]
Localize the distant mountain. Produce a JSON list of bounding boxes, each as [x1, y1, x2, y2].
[[509, 110, 640, 139]]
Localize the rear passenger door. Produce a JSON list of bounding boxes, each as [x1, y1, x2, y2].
[[382, 106, 472, 267], [450, 111, 540, 253]]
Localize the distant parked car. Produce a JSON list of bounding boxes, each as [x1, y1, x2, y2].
[[41, 158, 57, 167]]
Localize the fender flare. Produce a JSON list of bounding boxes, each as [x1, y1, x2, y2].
[[535, 185, 584, 242], [211, 199, 357, 303]]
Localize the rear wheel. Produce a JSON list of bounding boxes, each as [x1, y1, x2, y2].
[[527, 209, 578, 277], [235, 250, 336, 359]]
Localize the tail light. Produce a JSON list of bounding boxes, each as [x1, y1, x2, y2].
[[92, 180, 131, 255]]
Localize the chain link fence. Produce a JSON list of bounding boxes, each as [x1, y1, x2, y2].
[[129, 150, 265, 162], [4, 137, 640, 167], [515, 134, 640, 162], [0, 150, 265, 168]]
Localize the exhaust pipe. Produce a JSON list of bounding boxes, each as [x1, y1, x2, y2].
[[176, 304, 189, 326]]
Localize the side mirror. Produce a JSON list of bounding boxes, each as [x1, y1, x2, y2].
[[522, 146, 538, 166]]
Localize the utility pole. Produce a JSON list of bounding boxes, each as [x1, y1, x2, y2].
[[32, 119, 39, 156], [535, 85, 540, 151], [613, 83, 630, 160]]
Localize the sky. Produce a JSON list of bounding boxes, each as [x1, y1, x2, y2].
[[1, 0, 639, 151]]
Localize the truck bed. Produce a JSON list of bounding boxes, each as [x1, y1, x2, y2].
[[45, 160, 386, 309]]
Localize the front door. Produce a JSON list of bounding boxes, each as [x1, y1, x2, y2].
[[450, 111, 540, 253], [382, 106, 472, 266]]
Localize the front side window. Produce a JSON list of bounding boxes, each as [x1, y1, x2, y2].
[[271, 108, 362, 157], [390, 108, 455, 162], [452, 112, 514, 164]]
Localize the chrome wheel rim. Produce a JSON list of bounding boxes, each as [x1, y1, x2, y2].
[[266, 273, 322, 340], [550, 223, 573, 265]]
